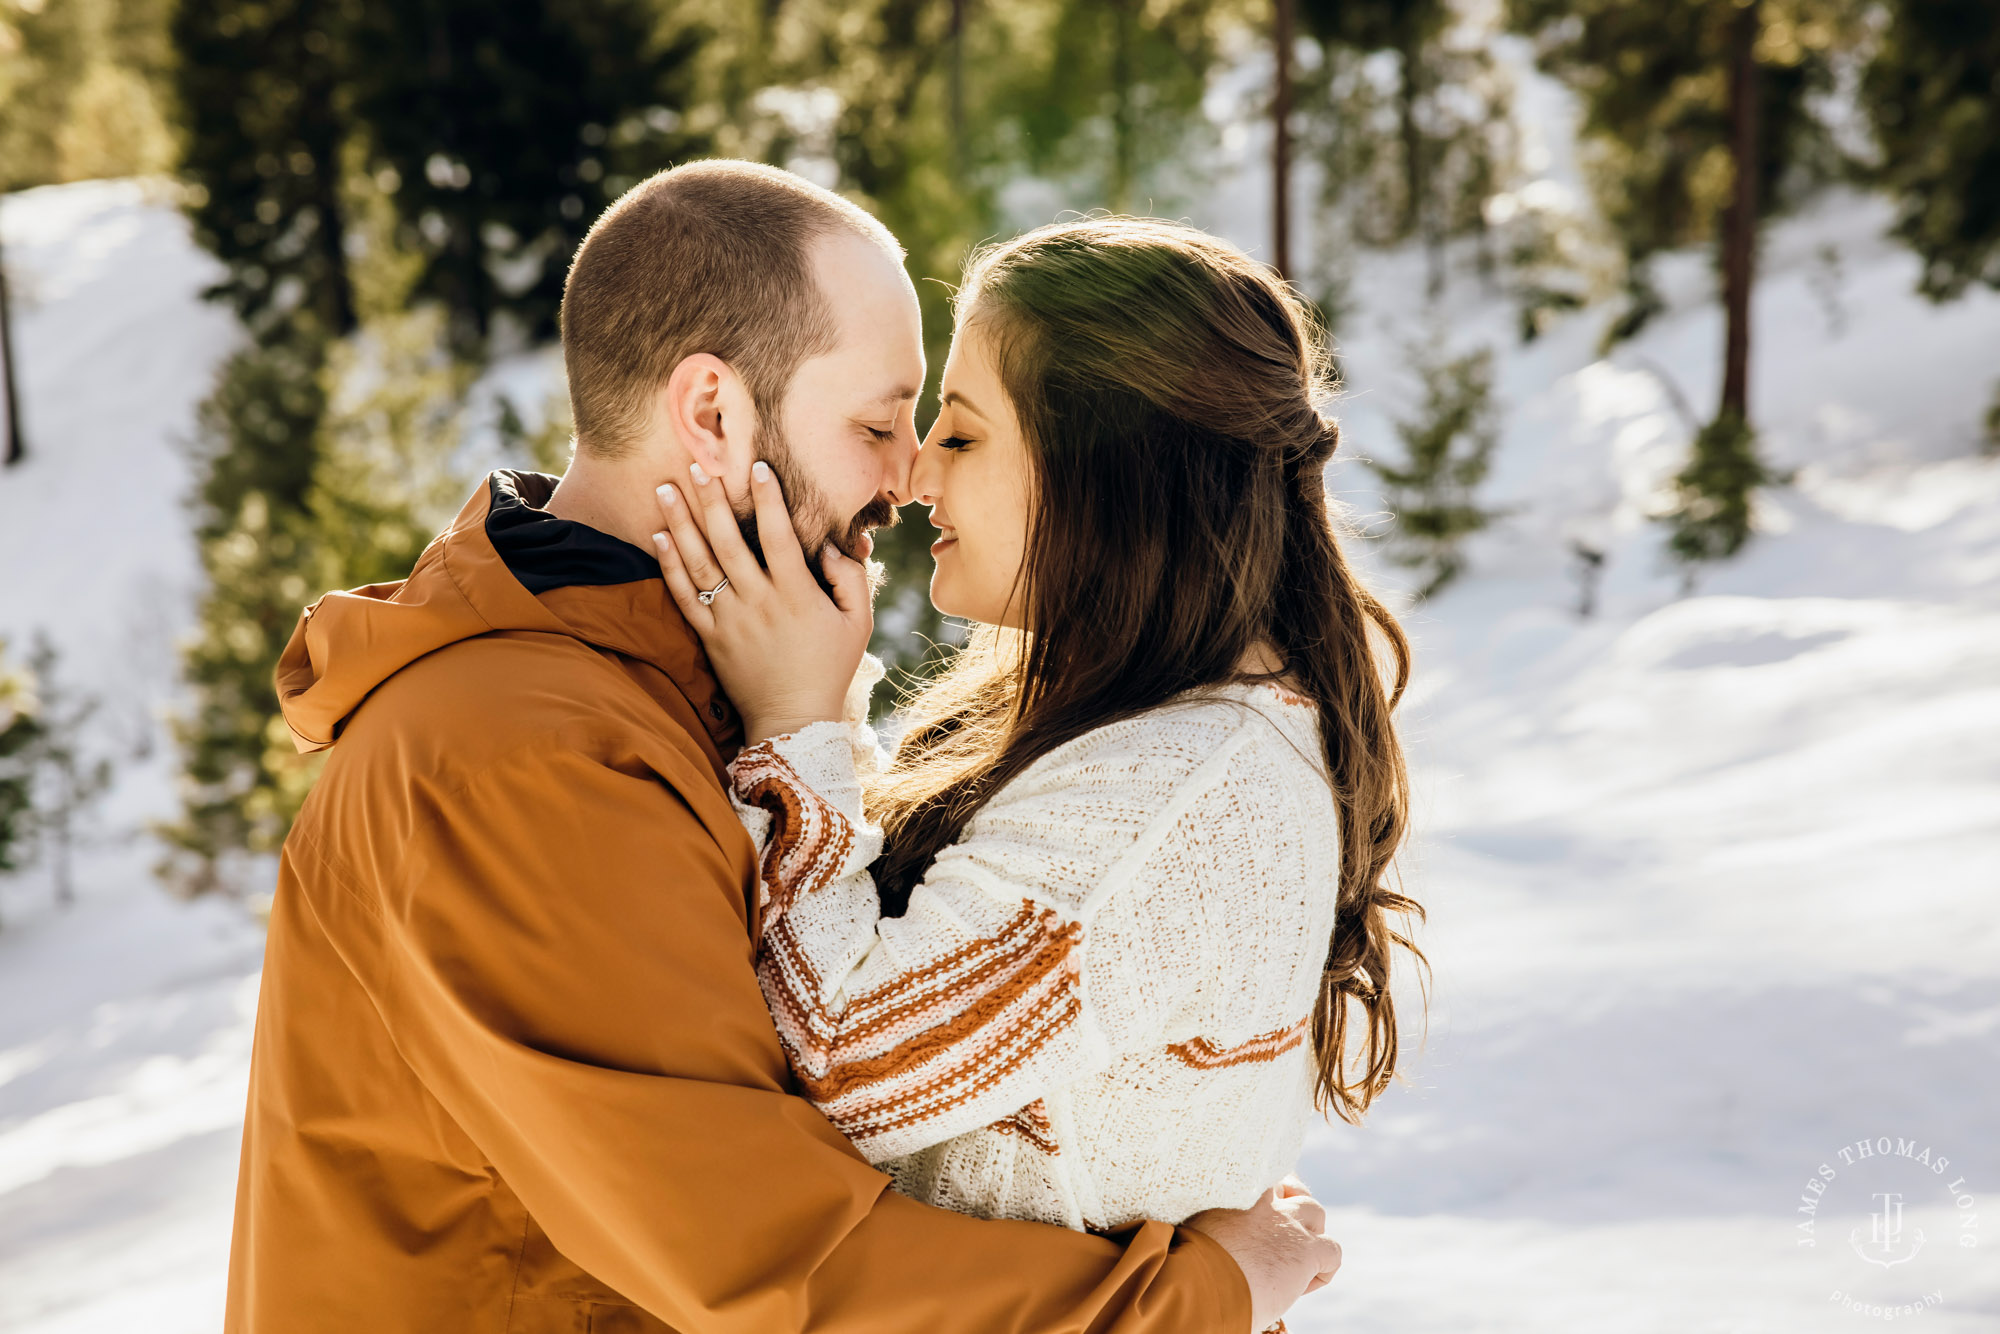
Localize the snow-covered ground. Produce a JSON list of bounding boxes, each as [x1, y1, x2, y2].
[[3, 141, 1997, 1334]]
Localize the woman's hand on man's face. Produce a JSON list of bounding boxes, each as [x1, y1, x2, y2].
[[651, 459, 874, 745]]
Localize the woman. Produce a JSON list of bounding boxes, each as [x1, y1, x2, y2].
[[652, 218, 1426, 1244]]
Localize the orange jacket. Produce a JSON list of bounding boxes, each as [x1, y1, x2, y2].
[[225, 472, 1250, 1334]]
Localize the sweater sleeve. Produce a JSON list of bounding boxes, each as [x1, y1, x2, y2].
[[728, 710, 1261, 1164]]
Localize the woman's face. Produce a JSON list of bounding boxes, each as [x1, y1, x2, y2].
[[911, 319, 1033, 628]]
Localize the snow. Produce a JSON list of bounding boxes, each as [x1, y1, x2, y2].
[[3, 110, 1998, 1334]]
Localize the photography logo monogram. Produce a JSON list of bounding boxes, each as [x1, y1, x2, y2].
[[1794, 1136, 1980, 1321]]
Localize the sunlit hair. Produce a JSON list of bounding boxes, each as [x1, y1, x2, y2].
[[868, 216, 1428, 1125]]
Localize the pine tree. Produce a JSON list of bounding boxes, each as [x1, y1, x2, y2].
[[0, 642, 40, 884], [173, 0, 358, 341], [1862, 0, 2000, 300], [161, 181, 470, 895], [1371, 340, 1501, 597], [17, 638, 113, 909], [0, 0, 178, 190], [345, 0, 703, 348]]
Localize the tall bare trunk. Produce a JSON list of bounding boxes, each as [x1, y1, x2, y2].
[[1272, 0, 1294, 277], [1719, 0, 1761, 422], [0, 230, 22, 467]]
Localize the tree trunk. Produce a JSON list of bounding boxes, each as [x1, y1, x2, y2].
[[1272, 0, 1294, 277], [0, 230, 24, 468], [304, 0, 355, 337], [1719, 0, 1761, 422]]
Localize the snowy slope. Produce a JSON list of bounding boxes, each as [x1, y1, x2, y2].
[[2, 132, 1998, 1334], [0, 179, 257, 1332], [1273, 199, 2000, 1333]]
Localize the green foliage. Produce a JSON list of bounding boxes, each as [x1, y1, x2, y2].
[[162, 165, 470, 895], [1507, 0, 1852, 339], [161, 305, 469, 895], [1666, 410, 1773, 565], [1862, 0, 2000, 300], [1298, 0, 1512, 296], [0, 640, 40, 876], [161, 331, 330, 892], [983, 0, 1229, 214], [173, 0, 709, 348], [0, 0, 178, 190], [346, 0, 704, 347], [174, 0, 359, 339], [1370, 340, 1502, 597]]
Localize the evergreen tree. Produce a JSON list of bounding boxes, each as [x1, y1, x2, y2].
[[16, 638, 113, 909], [1371, 339, 1501, 597], [173, 0, 358, 340], [0, 0, 177, 190], [985, 0, 1225, 216], [0, 641, 39, 883], [161, 183, 470, 895], [161, 333, 331, 894], [346, 0, 703, 347], [1862, 0, 2000, 300]]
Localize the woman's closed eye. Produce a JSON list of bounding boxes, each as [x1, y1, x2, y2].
[[935, 435, 973, 452]]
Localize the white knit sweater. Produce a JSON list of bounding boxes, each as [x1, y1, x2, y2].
[[726, 673, 1342, 1232]]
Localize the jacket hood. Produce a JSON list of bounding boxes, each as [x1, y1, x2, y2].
[[275, 471, 721, 752]]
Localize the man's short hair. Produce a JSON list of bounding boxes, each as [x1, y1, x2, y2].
[[560, 159, 903, 458]]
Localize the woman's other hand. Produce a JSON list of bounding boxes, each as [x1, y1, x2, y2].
[[652, 459, 873, 744], [1184, 1175, 1341, 1333]]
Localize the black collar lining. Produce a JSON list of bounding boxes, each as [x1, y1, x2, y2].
[[485, 470, 661, 594]]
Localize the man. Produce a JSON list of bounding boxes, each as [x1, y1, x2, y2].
[[226, 159, 1338, 1333]]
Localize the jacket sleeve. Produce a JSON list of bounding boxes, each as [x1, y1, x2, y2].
[[729, 718, 1234, 1164], [295, 738, 1250, 1334]]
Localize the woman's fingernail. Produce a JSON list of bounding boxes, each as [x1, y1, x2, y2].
[[752, 460, 771, 483], [658, 483, 678, 505], [689, 462, 710, 485], [651, 531, 669, 550]]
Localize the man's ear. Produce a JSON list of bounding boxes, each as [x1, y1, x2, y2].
[[660, 353, 755, 481]]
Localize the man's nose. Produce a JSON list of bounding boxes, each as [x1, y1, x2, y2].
[[882, 422, 922, 506]]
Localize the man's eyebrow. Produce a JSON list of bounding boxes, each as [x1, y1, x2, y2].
[[866, 385, 922, 409], [941, 390, 986, 418]]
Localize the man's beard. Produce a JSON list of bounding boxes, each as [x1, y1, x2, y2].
[[738, 422, 898, 595]]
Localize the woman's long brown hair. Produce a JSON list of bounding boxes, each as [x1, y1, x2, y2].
[[869, 217, 1428, 1125]]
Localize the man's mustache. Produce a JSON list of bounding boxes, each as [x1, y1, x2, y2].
[[834, 496, 899, 560]]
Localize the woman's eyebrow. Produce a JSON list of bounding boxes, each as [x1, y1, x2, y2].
[[941, 390, 986, 419]]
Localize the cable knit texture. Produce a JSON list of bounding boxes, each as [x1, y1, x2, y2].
[[727, 671, 1341, 1232]]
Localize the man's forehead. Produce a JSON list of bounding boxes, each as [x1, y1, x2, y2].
[[864, 384, 923, 409]]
